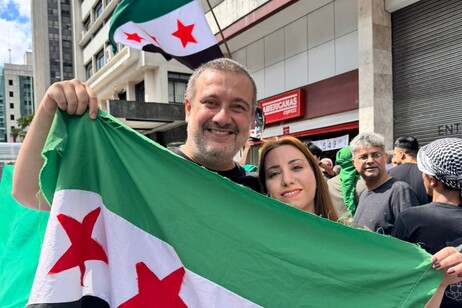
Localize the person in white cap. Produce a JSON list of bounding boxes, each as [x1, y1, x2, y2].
[[393, 137, 462, 307], [320, 157, 336, 179]]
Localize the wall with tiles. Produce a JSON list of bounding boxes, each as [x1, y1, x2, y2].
[[232, 0, 358, 101]]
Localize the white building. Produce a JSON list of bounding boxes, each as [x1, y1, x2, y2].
[[2, 52, 34, 142], [31, 0, 462, 160]]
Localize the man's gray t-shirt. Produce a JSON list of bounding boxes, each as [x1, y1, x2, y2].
[[352, 178, 419, 235]]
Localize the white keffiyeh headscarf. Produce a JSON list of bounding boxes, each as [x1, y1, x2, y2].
[[417, 138, 462, 197]]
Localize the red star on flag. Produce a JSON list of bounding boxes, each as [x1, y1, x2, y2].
[[48, 207, 108, 286], [119, 262, 186, 307], [171, 19, 197, 48], [125, 32, 144, 43]]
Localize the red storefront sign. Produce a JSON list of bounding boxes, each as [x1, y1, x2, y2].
[[259, 89, 304, 124]]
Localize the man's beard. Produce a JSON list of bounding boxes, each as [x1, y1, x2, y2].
[[188, 127, 246, 168]]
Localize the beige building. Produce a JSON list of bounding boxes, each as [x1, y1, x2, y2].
[[2, 52, 34, 142], [31, 0, 462, 155]]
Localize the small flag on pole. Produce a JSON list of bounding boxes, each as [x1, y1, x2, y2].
[[109, 0, 224, 70]]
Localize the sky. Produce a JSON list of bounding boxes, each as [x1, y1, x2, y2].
[[0, 0, 31, 67]]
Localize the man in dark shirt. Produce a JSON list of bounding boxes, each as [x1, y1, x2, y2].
[[173, 58, 260, 192], [392, 137, 462, 307], [389, 136, 430, 204], [13, 58, 260, 210]]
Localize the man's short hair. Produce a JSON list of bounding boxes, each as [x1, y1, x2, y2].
[[394, 136, 419, 157], [350, 132, 385, 155], [185, 58, 257, 108], [304, 141, 322, 159]]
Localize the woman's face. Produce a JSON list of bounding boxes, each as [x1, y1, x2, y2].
[[264, 145, 317, 214]]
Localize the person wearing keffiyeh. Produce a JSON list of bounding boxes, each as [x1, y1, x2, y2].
[[393, 138, 462, 308]]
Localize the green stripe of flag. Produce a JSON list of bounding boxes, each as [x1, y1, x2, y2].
[[40, 110, 441, 307], [0, 165, 50, 307]]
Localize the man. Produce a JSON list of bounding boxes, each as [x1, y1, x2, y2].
[[304, 141, 333, 180], [389, 136, 431, 204], [13, 58, 260, 210], [172, 58, 260, 191], [392, 138, 462, 307], [351, 132, 419, 235], [304, 141, 322, 163]]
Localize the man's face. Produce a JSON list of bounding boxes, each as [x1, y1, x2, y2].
[[183, 70, 254, 168], [352, 146, 387, 181]]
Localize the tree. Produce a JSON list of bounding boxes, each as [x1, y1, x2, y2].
[[10, 113, 34, 142]]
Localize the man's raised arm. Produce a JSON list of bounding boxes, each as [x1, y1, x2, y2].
[[12, 80, 98, 210]]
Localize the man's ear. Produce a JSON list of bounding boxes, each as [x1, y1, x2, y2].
[[184, 98, 192, 123], [427, 174, 437, 187]]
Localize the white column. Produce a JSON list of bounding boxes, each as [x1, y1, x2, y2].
[[358, 0, 394, 149]]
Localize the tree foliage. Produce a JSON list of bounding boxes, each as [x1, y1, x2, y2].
[[10, 113, 34, 142]]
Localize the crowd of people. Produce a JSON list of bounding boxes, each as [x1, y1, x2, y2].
[[12, 58, 462, 307]]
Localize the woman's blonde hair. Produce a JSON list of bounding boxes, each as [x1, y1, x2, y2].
[[258, 136, 339, 222]]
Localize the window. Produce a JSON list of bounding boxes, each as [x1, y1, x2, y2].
[[118, 91, 126, 101], [9, 91, 13, 97], [86, 62, 93, 79], [9, 103, 14, 109], [96, 49, 105, 71], [8, 80, 13, 86], [94, 1, 103, 20], [168, 72, 190, 103], [10, 115, 15, 121], [83, 16, 90, 31], [135, 81, 145, 102]]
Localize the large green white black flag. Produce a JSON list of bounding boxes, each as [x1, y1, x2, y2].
[[28, 110, 441, 307]]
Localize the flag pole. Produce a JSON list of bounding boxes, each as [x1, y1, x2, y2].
[[204, 0, 232, 58]]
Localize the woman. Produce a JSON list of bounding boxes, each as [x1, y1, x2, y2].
[[258, 137, 462, 307], [258, 136, 339, 222], [393, 138, 462, 307]]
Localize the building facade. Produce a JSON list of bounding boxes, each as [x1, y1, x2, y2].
[[49, 0, 461, 161], [210, 0, 462, 163], [31, 0, 75, 101], [0, 67, 5, 141], [2, 52, 34, 142], [391, 0, 462, 145]]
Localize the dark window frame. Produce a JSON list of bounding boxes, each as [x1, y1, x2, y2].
[[135, 80, 145, 102], [168, 72, 190, 103]]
